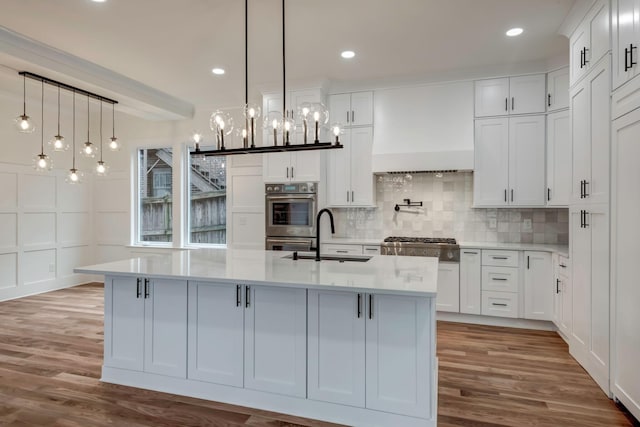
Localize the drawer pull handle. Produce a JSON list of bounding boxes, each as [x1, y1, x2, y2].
[[559, 264, 567, 268], [492, 278, 508, 281], [336, 250, 349, 254], [464, 251, 478, 255], [492, 256, 509, 260], [492, 303, 508, 307], [365, 248, 378, 252]]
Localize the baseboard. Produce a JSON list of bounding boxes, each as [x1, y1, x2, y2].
[[436, 311, 556, 331]]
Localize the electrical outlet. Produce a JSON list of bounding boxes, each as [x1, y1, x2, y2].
[[48, 263, 55, 273], [523, 218, 532, 231], [489, 218, 497, 229]]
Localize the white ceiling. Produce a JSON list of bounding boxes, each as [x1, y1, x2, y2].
[[0, 0, 577, 115]]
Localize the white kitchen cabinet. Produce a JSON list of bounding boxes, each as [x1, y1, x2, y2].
[[474, 116, 545, 207], [553, 255, 572, 339], [571, 58, 610, 205], [244, 285, 307, 397], [474, 74, 545, 117], [327, 127, 375, 207], [523, 251, 553, 321], [104, 276, 187, 378], [570, 0, 610, 86], [546, 110, 571, 206], [482, 266, 519, 293], [329, 91, 373, 127], [547, 67, 570, 111], [436, 263, 460, 313], [321, 243, 380, 255], [480, 250, 520, 318], [263, 151, 322, 182], [366, 293, 433, 418], [460, 249, 481, 315], [570, 205, 610, 394], [263, 88, 323, 128], [612, 0, 640, 90], [481, 291, 519, 318], [187, 282, 244, 387], [611, 106, 640, 420], [307, 289, 365, 407]]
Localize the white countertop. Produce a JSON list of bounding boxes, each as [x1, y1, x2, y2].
[[75, 248, 439, 297], [459, 241, 569, 257], [323, 237, 385, 246]]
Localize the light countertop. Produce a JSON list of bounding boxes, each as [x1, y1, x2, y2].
[[323, 237, 386, 246], [75, 248, 439, 297]]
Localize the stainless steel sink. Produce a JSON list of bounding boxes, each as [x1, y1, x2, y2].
[[282, 253, 372, 262]]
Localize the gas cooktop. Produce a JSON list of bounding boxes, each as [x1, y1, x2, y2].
[[383, 236, 457, 244], [380, 236, 459, 261]]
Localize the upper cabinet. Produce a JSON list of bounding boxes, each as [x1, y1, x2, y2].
[[474, 115, 546, 207], [546, 110, 571, 206], [263, 151, 322, 183], [570, 0, 610, 86], [547, 67, 570, 111], [613, 0, 640, 90], [474, 74, 546, 117], [263, 88, 325, 145], [328, 92, 374, 127]]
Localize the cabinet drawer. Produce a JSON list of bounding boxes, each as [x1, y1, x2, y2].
[[481, 291, 518, 318], [362, 245, 380, 255], [482, 250, 519, 267], [322, 244, 362, 255], [482, 267, 519, 293]]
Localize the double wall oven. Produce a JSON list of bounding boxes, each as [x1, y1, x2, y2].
[[265, 182, 317, 251]]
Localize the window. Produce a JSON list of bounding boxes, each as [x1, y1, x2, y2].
[[138, 148, 173, 243], [188, 154, 227, 244]]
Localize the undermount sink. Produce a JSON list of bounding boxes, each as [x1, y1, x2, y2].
[[282, 253, 372, 263]]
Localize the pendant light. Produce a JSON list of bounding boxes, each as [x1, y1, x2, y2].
[[81, 95, 97, 158], [49, 85, 68, 151], [66, 91, 82, 184], [95, 101, 108, 176], [14, 74, 36, 133], [108, 102, 120, 151], [33, 80, 52, 171]]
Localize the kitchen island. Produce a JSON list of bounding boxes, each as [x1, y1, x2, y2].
[[75, 248, 438, 427]]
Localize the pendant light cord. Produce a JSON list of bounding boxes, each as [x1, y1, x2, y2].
[[40, 81, 44, 154], [99, 102, 103, 162], [112, 103, 115, 138], [86, 96, 90, 142], [72, 92, 76, 168], [245, 0, 248, 108], [57, 86, 61, 134], [282, 0, 286, 119], [23, 74, 27, 115]]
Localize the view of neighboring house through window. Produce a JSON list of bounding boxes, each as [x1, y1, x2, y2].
[[138, 148, 173, 243], [189, 154, 226, 244]]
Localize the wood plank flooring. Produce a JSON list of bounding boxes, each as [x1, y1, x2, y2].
[[0, 283, 636, 427]]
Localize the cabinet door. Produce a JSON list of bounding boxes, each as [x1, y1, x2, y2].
[[570, 207, 591, 351], [570, 22, 589, 85], [144, 279, 188, 378], [349, 127, 375, 206], [473, 118, 509, 206], [571, 81, 590, 204], [103, 276, 144, 371], [327, 131, 351, 207], [366, 294, 433, 419], [509, 74, 546, 115], [552, 265, 562, 327], [547, 67, 570, 111], [307, 290, 365, 407], [523, 251, 553, 321], [329, 93, 351, 125], [291, 151, 321, 182], [613, 0, 640, 89], [559, 272, 572, 336], [350, 92, 374, 126], [187, 282, 244, 387], [611, 107, 640, 419], [508, 115, 546, 206], [587, 1, 611, 70], [474, 78, 509, 117], [588, 62, 611, 205], [263, 152, 291, 182], [244, 285, 307, 397], [460, 249, 481, 315], [546, 110, 571, 206], [436, 263, 460, 312]]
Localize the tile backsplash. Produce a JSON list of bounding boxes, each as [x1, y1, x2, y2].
[[331, 172, 569, 245]]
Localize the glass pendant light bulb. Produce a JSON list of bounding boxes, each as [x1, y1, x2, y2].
[[109, 102, 120, 151], [245, 103, 261, 119], [108, 136, 120, 151], [95, 160, 108, 176], [33, 153, 52, 171], [66, 168, 82, 184], [81, 141, 97, 158], [49, 85, 67, 151], [15, 75, 36, 133]]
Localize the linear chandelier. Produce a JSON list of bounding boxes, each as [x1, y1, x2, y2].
[[16, 71, 120, 182], [191, 0, 343, 157]]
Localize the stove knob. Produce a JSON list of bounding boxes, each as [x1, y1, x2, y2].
[[447, 251, 454, 259], [301, 185, 307, 191], [267, 186, 272, 191], [308, 184, 314, 192]]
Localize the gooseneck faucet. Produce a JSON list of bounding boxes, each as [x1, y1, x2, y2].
[[315, 208, 335, 261]]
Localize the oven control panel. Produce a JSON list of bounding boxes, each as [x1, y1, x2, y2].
[[265, 183, 316, 194]]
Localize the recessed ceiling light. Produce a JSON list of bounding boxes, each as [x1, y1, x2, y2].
[[341, 50, 355, 59], [212, 68, 225, 75], [506, 28, 524, 37], [91, 0, 107, 2]]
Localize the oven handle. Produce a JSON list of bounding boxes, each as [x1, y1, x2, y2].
[[266, 194, 317, 201]]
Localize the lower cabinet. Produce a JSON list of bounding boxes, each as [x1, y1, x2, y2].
[[308, 290, 433, 419], [523, 251, 553, 321], [436, 263, 460, 312], [552, 255, 572, 338], [104, 276, 188, 378], [459, 249, 482, 315], [187, 282, 307, 397]]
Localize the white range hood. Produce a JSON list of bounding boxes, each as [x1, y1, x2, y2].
[[372, 149, 474, 173]]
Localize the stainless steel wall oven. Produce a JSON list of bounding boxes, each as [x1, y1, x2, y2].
[[265, 182, 317, 250]]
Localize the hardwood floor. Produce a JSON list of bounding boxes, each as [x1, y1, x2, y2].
[[0, 283, 635, 427]]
